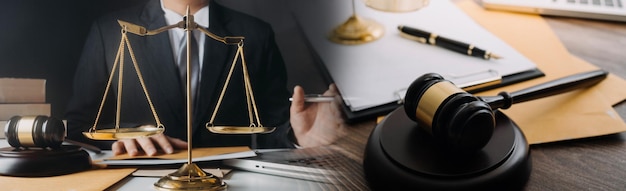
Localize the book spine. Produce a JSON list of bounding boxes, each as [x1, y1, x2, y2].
[[0, 120, 5, 139], [0, 78, 46, 104], [0, 104, 51, 121]]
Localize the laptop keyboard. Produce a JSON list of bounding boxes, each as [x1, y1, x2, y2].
[[284, 154, 343, 169], [246, 147, 370, 190], [565, 0, 623, 8]]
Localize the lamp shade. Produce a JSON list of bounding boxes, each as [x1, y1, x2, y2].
[[364, 0, 430, 12]]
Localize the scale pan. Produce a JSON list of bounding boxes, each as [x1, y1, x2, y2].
[[207, 126, 275, 134], [83, 126, 164, 140]]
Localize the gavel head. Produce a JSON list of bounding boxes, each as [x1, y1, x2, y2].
[[404, 73, 495, 152], [4, 115, 66, 149]]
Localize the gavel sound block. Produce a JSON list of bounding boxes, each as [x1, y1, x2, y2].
[[363, 70, 608, 190]]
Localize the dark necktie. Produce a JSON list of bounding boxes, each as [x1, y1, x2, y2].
[[178, 32, 200, 103]]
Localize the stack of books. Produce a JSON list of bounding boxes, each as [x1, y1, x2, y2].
[[0, 78, 49, 139]]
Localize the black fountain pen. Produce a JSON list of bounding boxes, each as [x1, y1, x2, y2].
[[398, 25, 501, 60]]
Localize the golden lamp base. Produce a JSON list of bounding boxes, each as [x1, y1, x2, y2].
[[329, 15, 384, 45], [154, 163, 227, 191]]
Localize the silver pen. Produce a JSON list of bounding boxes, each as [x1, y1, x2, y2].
[[289, 94, 335, 102]]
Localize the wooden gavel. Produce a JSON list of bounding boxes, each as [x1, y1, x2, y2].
[[4, 115, 65, 149], [403, 70, 608, 151]]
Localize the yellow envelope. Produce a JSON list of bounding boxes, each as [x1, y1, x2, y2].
[[0, 168, 136, 191], [456, 0, 626, 144]]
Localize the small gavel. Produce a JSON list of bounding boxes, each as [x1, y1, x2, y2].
[[403, 69, 608, 151], [4, 115, 65, 149]]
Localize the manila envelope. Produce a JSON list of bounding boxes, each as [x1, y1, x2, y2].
[[455, 0, 626, 144]]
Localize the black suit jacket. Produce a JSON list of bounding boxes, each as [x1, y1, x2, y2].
[[65, 0, 293, 149]]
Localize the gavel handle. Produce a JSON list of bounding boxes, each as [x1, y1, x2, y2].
[[480, 69, 608, 110]]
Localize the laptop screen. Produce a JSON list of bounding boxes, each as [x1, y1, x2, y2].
[[481, 0, 626, 22]]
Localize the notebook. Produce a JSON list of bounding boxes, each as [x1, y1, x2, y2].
[[481, 0, 626, 22], [223, 147, 367, 188]]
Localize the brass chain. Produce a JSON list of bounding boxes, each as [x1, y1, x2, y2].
[[90, 29, 126, 133], [206, 41, 262, 129], [124, 34, 164, 129], [91, 27, 164, 133], [239, 43, 263, 128]]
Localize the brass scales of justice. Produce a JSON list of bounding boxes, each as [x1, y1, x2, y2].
[[81, 6, 274, 191]]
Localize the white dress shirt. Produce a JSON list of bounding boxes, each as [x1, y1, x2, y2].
[[160, 1, 209, 73]]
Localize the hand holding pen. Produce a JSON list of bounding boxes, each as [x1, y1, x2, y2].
[[289, 84, 347, 147], [398, 25, 501, 60]]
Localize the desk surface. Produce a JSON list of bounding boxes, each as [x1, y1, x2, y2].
[[527, 16, 626, 191]]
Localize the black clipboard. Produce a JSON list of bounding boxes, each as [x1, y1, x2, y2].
[[333, 69, 544, 123], [305, 42, 544, 123]]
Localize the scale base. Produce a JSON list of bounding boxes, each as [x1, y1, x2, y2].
[[154, 163, 227, 191], [363, 107, 531, 190], [0, 145, 92, 177]]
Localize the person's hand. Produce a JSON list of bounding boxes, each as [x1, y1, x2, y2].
[[290, 84, 347, 147], [111, 125, 188, 156]]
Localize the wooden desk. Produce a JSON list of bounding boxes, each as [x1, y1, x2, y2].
[[524, 16, 626, 190], [327, 9, 626, 191]]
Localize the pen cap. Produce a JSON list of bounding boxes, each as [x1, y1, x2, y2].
[[404, 73, 494, 152], [5, 115, 66, 149]]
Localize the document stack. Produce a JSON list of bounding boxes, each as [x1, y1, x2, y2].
[[0, 78, 49, 138]]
